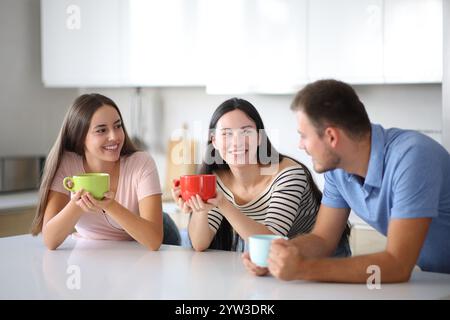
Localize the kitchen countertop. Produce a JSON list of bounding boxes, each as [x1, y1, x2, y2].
[[1, 235, 449, 300], [0, 191, 38, 212], [0, 192, 373, 230], [0, 193, 182, 220], [349, 211, 377, 230], [0, 193, 179, 212]]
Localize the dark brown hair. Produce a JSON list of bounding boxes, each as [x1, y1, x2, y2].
[[31, 93, 138, 235], [291, 79, 371, 138]]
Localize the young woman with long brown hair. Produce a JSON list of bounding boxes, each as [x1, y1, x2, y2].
[[31, 93, 179, 250]]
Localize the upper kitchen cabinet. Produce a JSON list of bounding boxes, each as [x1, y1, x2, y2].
[[384, 0, 442, 83], [307, 0, 384, 84], [196, 0, 250, 93], [126, 0, 203, 86], [41, 0, 202, 87], [197, 0, 308, 94], [41, 0, 125, 87], [42, 0, 443, 89], [250, 0, 308, 93]]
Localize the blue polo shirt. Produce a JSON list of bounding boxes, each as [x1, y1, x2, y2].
[[322, 124, 450, 274]]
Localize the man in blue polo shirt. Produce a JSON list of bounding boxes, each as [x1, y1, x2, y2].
[[245, 79, 450, 283]]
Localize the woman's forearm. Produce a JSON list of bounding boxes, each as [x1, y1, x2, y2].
[[43, 202, 83, 250], [188, 211, 215, 251], [188, 198, 276, 251], [106, 201, 163, 251], [218, 200, 274, 241]]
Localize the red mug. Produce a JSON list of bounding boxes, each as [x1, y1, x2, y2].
[[174, 174, 216, 202]]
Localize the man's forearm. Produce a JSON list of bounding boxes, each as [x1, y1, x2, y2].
[[298, 251, 413, 283], [290, 233, 334, 258]]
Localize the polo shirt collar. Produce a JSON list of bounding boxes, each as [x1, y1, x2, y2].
[[344, 123, 384, 189], [363, 124, 385, 189]]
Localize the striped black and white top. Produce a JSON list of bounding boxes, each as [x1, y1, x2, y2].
[[207, 165, 319, 239]]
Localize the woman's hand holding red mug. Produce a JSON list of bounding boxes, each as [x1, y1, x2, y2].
[[171, 180, 192, 214], [172, 175, 219, 214], [186, 191, 224, 214]]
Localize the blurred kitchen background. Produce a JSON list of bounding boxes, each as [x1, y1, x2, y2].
[[1, 0, 449, 253]]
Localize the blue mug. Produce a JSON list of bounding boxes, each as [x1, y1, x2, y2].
[[248, 234, 287, 267]]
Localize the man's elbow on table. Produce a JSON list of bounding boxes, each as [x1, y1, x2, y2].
[[380, 251, 416, 283]]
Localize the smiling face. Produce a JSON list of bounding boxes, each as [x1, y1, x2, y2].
[[84, 105, 125, 163], [296, 110, 340, 173], [212, 109, 259, 167]]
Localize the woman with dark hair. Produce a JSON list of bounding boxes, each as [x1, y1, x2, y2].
[[32, 93, 180, 250], [172, 98, 350, 273]]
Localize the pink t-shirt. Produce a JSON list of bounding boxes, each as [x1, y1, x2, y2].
[[50, 151, 162, 240]]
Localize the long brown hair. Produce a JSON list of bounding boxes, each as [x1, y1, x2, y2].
[[31, 93, 138, 235]]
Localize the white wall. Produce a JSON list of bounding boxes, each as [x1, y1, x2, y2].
[[85, 84, 442, 190], [0, 0, 443, 191], [443, 0, 450, 151], [0, 0, 77, 157]]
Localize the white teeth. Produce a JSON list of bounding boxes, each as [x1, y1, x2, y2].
[[103, 144, 118, 151]]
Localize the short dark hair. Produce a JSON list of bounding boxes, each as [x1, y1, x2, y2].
[[291, 79, 371, 138]]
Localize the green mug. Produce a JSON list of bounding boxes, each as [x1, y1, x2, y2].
[[63, 173, 110, 200]]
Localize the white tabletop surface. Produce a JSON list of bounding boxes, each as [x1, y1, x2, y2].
[[1, 235, 450, 300]]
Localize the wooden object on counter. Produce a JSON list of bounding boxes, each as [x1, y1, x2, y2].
[[162, 134, 198, 202], [0, 207, 35, 237]]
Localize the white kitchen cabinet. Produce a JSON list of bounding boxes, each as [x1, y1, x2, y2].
[[197, 0, 253, 94], [307, 0, 384, 84], [126, 0, 203, 86], [384, 0, 442, 83], [42, 0, 443, 89], [41, 0, 203, 87], [250, 0, 308, 93], [41, 0, 126, 87], [198, 0, 308, 94]]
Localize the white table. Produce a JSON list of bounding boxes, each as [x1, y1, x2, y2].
[[1, 235, 449, 300]]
